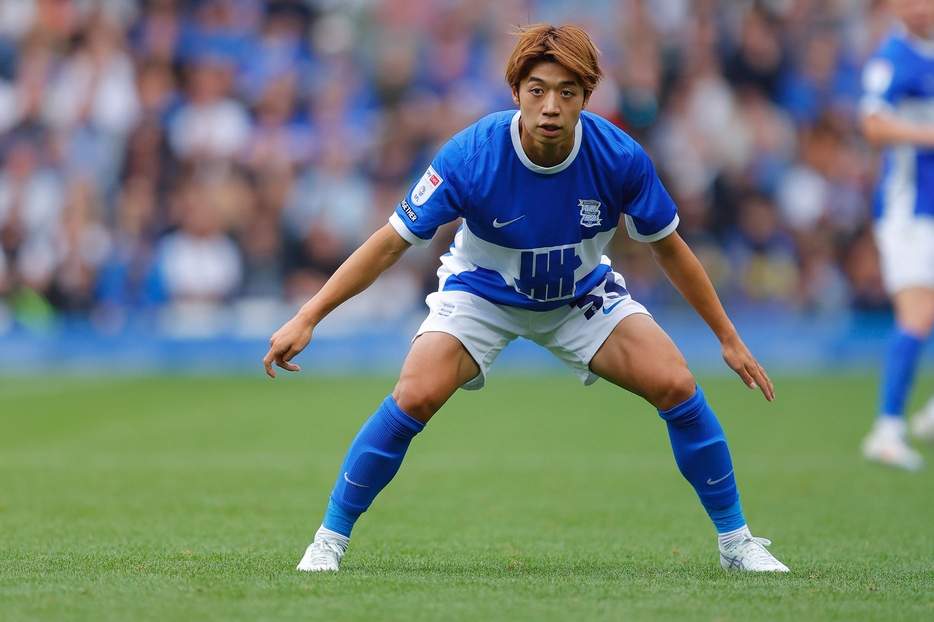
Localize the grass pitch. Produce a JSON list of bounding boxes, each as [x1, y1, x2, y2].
[[1, 373, 933, 621]]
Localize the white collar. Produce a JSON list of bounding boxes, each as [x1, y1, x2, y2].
[[510, 110, 582, 174]]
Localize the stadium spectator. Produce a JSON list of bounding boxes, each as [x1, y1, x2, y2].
[[129, 0, 183, 63], [777, 25, 861, 128], [241, 74, 314, 175], [148, 177, 243, 304], [0, 0, 913, 336], [280, 135, 376, 303], [96, 174, 161, 313], [46, 13, 141, 200], [167, 55, 251, 165], [0, 132, 64, 299], [238, 0, 314, 105], [722, 191, 798, 305], [721, 4, 788, 99], [47, 177, 112, 313]]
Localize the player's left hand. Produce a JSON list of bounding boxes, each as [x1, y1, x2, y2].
[[721, 335, 774, 402]]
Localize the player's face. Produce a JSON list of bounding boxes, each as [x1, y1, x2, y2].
[[892, 0, 934, 38], [512, 61, 591, 167]]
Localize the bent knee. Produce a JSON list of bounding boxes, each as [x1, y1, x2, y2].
[[392, 378, 446, 423], [651, 369, 697, 411]]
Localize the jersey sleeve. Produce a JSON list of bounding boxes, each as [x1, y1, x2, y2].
[[860, 41, 910, 117], [621, 141, 680, 243], [389, 139, 467, 247]]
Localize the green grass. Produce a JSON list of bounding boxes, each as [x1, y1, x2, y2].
[[1, 373, 933, 621]]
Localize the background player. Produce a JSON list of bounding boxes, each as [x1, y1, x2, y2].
[[264, 24, 789, 573], [860, 0, 934, 471]]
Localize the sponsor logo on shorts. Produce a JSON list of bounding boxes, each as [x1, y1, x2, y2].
[[602, 299, 624, 314], [438, 302, 455, 317], [578, 199, 602, 227], [401, 198, 418, 222], [572, 272, 630, 320]]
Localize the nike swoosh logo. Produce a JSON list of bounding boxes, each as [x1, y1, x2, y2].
[[343, 472, 370, 488], [602, 299, 624, 314], [707, 470, 733, 486], [492, 215, 525, 228]]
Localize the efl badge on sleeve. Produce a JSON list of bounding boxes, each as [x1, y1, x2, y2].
[[411, 166, 444, 206]]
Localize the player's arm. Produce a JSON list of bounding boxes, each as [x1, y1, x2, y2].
[[263, 224, 412, 378], [861, 112, 934, 148], [648, 230, 774, 402]]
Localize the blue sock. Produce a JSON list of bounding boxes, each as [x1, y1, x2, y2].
[[657, 385, 745, 533], [878, 328, 925, 418], [322, 499, 357, 538], [322, 395, 425, 538]]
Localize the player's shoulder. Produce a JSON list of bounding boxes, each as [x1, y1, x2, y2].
[[448, 111, 514, 163], [871, 28, 927, 65], [580, 111, 647, 172]]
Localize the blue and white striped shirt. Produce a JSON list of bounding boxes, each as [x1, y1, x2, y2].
[[861, 26, 934, 221], [389, 110, 679, 311]]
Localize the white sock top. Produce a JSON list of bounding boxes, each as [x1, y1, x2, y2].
[[315, 525, 350, 548], [717, 524, 751, 547]]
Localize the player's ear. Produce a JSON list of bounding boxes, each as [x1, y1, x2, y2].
[[511, 84, 521, 107], [582, 91, 592, 110]]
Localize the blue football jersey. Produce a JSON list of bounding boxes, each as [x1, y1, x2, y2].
[[389, 110, 679, 311], [860, 27, 934, 220]]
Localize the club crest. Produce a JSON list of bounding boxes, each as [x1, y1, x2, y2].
[[578, 199, 602, 227]]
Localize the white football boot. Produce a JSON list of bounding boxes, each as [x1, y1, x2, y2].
[[296, 526, 349, 572], [862, 417, 923, 472], [910, 406, 934, 445], [718, 528, 789, 572]]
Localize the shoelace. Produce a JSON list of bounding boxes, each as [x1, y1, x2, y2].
[[309, 538, 345, 566], [734, 536, 780, 565]]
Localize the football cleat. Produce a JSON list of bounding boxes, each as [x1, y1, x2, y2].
[[296, 526, 349, 572], [719, 532, 789, 572], [862, 417, 923, 472], [910, 408, 934, 444]]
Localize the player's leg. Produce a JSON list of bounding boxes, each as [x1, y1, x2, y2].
[[863, 289, 931, 470], [865, 219, 934, 469], [588, 313, 788, 572], [589, 314, 737, 523], [890, 288, 934, 445], [298, 332, 480, 571]]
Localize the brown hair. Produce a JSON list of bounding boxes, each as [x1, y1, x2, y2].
[[504, 24, 603, 94]]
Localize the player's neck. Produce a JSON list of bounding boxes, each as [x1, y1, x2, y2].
[[517, 122, 575, 167]]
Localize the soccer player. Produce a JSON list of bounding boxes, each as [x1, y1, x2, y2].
[[264, 24, 789, 572], [860, 0, 934, 471]]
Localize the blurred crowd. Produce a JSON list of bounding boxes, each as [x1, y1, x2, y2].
[[0, 0, 899, 334]]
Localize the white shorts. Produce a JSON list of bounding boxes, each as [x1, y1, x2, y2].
[[414, 271, 650, 390], [874, 216, 934, 294]]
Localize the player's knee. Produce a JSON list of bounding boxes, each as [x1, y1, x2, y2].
[[392, 380, 444, 423], [652, 368, 696, 411]]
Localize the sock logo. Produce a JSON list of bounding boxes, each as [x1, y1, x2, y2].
[[343, 472, 370, 488], [707, 469, 733, 486]]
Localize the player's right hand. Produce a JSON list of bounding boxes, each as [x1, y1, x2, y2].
[[720, 334, 774, 402], [263, 317, 314, 378]]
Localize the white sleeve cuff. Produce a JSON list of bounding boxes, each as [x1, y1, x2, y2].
[[625, 213, 679, 243], [859, 96, 893, 119], [389, 212, 432, 247]]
